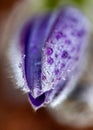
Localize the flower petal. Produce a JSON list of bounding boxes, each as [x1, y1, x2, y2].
[[24, 13, 58, 98], [27, 7, 89, 109], [41, 7, 89, 93]]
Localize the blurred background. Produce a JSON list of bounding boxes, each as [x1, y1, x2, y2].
[[0, 0, 93, 130]]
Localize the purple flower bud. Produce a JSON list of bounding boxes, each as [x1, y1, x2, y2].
[[9, 7, 89, 110]]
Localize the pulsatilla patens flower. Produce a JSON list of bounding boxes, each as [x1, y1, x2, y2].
[[7, 7, 89, 110]]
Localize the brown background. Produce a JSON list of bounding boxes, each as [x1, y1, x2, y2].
[[0, 0, 93, 130]]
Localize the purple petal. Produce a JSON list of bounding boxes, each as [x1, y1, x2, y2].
[[45, 79, 68, 104], [25, 13, 58, 98], [41, 7, 89, 93], [22, 7, 89, 109]]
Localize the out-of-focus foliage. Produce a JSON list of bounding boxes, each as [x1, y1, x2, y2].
[[36, 0, 93, 29], [44, 0, 60, 9], [23, 0, 93, 30], [44, 0, 85, 10]]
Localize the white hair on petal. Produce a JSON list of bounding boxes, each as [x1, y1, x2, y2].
[[7, 31, 30, 93]]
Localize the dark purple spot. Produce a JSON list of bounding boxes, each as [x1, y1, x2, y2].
[[72, 29, 85, 37], [55, 69, 59, 75], [55, 54, 58, 58], [77, 30, 85, 37], [57, 77, 61, 80], [65, 39, 71, 44], [61, 63, 65, 68], [47, 57, 54, 65], [68, 55, 71, 59], [62, 51, 68, 58], [56, 32, 66, 40], [22, 73, 25, 79], [50, 40, 54, 44], [52, 78, 54, 82], [42, 75, 46, 80], [47, 47, 53, 55]]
